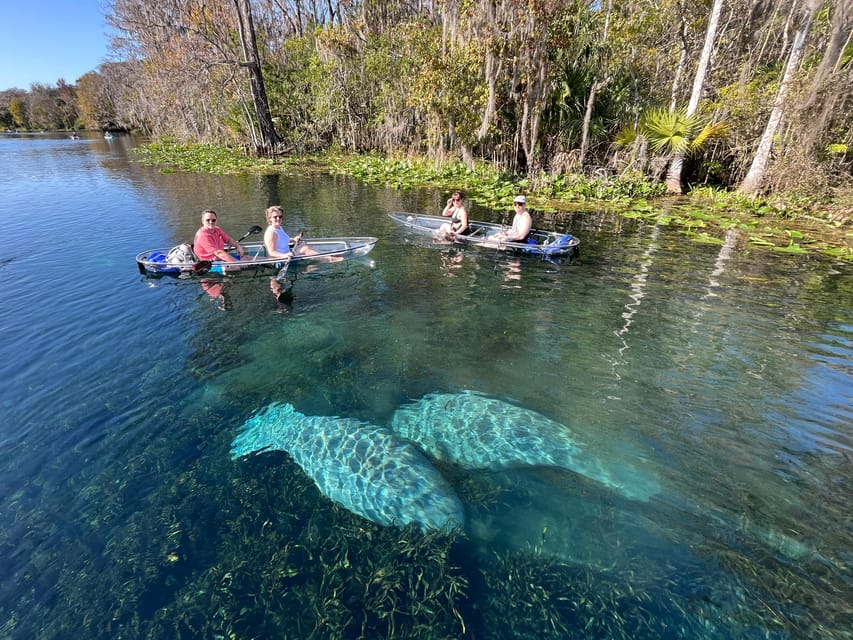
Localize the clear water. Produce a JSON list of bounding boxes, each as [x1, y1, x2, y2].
[[0, 132, 850, 639]]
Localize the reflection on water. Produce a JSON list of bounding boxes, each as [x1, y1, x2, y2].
[[0, 134, 851, 639], [497, 256, 523, 288], [199, 277, 229, 308], [440, 250, 465, 277]]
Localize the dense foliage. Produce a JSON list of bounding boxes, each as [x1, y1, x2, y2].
[[2, 0, 851, 204]]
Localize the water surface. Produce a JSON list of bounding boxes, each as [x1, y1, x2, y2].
[[0, 132, 850, 639]]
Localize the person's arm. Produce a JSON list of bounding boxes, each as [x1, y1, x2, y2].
[[219, 229, 245, 258], [442, 198, 454, 217], [212, 232, 236, 261], [494, 217, 513, 241]]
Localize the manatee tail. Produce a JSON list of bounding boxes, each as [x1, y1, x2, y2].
[[230, 402, 301, 459]]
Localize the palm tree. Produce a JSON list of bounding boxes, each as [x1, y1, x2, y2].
[[616, 107, 728, 190], [666, 0, 725, 194]]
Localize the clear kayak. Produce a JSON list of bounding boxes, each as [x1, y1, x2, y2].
[[388, 212, 579, 257], [136, 236, 378, 276]]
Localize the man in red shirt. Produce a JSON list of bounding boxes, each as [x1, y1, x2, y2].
[[193, 209, 246, 262]]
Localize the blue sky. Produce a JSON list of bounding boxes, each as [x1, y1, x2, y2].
[[0, 1, 112, 91]]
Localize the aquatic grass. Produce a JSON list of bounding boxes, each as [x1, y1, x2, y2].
[[328, 153, 524, 210], [6, 382, 851, 639], [139, 447, 472, 640], [133, 141, 279, 174]]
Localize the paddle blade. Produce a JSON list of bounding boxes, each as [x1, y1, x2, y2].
[[193, 260, 213, 274], [238, 225, 264, 242]]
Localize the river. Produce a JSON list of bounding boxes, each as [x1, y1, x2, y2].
[[0, 132, 850, 639]]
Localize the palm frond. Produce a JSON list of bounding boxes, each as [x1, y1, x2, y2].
[[638, 106, 729, 156], [613, 124, 642, 148], [690, 120, 730, 150]]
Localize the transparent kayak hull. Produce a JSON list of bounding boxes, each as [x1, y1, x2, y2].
[[136, 237, 378, 276], [388, 212, 579, 257]]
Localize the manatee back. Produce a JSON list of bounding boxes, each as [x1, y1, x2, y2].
[[307, 423, 465, 530], [232, 403, 465, 531], [390, 390, 582, 469], [390, 391, 662, 501]]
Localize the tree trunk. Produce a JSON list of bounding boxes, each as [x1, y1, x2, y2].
[[670, 11, 690, 112], [580, 0, 613, 170], [579, 78, 607, 168], [478, 49, 501, 140], [665, 0, 724, 194], [739, 0, 820, 196], [235, 0, 280, 153], [799, 0, 853, 152]]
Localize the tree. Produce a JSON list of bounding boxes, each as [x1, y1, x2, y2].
[[579, 0, 613, 169], [8, 96, 28, 129], [665, 0, 725, 193], [98, 0, 848, 198], [109, 0, 280, 149], [234, 0, 280, 151], [623, 106, 728, 181], [27, 83, 60, 130], [0, 107, 14, 129], [739, 0, 823, 196]]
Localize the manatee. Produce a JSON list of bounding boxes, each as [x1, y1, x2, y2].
[[231, 402, 465, 531], [390, 390, 660, 501]]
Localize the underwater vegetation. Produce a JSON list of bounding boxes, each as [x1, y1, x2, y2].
[[4, 385, 846, 640], [2, 399, 842, 640]]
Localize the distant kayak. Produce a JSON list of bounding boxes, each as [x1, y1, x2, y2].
[[388, 212, 579, 258]]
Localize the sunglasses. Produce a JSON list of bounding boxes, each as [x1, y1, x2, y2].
[[271, 215, 283, 219], [204, 218, 217, 222]]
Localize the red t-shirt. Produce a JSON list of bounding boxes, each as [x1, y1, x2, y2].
[[193, 227, 234, 260]]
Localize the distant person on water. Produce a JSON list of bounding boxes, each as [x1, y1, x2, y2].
[[193, 209, 245, 262], [438, 190, 469, 238], [493, 196, 532, 243]]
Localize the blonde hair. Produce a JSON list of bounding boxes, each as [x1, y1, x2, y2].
[[265, 205, 283, 222]]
